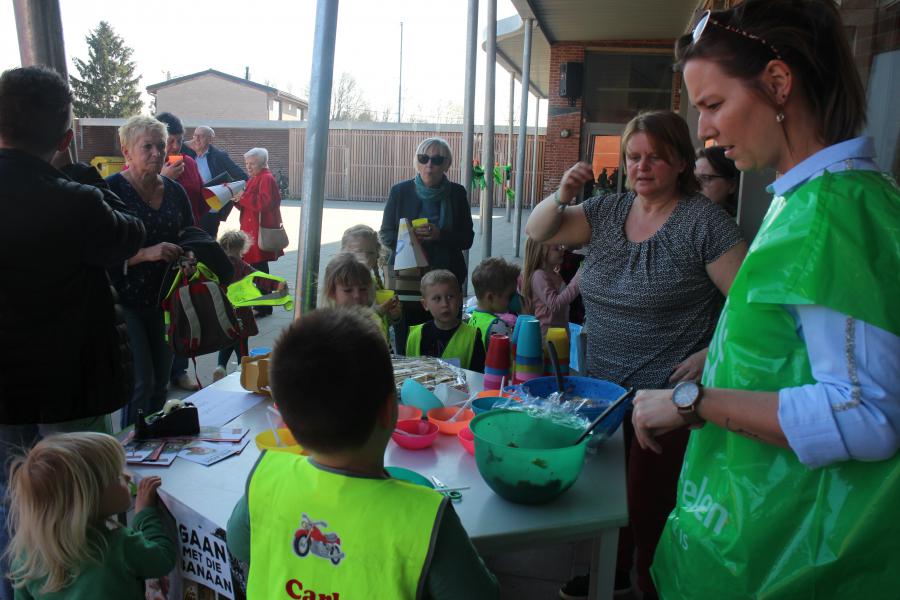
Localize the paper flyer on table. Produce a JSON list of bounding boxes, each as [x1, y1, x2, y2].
[[178, 437, 252, 466], [203, 179, 245, 211], [187, 387, 266, 428]]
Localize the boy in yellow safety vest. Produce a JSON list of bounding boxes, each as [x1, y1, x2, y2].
[[466, 257, 521, 352], [226, 307, 498, 599], [405, 269, 485, 372]]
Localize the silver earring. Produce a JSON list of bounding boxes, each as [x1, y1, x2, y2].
[[776, 111, 785, 123]]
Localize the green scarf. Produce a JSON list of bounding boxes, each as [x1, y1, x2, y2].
[[414, 174, 454, 268]]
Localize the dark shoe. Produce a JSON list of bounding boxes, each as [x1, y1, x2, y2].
[[559, 575, 588, 600], [253, 308, 271, 319]]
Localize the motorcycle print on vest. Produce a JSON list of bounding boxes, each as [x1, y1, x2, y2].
[[293, 513, 345, 566]]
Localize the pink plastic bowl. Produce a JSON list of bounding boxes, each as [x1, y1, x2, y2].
[[392, 419, 439, 450], [458, 426, 475, 455], [397, 405, 423, 421]]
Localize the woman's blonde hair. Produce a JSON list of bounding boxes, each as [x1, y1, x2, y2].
[[118, 115, 167, 152], [322, 252, 373, 306], [521, 237, 550, 315], [340, 224, 386, 288], [218, 229, 252, 258], [6, 433, 125, 594]]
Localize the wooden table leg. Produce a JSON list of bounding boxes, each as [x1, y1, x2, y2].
[[589, 527, 619, 599]]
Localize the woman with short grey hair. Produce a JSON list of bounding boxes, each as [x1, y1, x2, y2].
[[379, 136, 474, 353], [106, 115, 194, 427], [235, 146, 284, 316]]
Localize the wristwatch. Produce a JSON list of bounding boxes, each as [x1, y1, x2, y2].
[[672, 381, 705, 428]]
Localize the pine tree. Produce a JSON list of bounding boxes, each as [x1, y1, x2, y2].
[[69, 21, 143, 118]]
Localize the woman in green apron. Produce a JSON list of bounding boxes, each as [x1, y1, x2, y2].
[[630, 1, 900, 597]]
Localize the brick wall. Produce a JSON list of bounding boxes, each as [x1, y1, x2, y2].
[[543, 43, 585, 197], [202, 127, 290, 179]]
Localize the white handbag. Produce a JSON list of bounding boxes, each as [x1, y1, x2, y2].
[[258, 224, 289, 252]]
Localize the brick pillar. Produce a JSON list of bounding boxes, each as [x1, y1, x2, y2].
[[542, 43, 586, 197]]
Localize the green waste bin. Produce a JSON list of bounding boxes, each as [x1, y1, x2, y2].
[[90, 156, 126, 178]]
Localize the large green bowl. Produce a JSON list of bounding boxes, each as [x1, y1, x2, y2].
[[469, 409, 586, 504]]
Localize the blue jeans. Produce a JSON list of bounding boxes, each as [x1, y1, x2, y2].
[[121, 305, 172, 428], [0, 415, 113, 600]]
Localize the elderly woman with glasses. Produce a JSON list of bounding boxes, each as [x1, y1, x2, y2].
[[527, 110, 746, 599], [379, 137, 474, 353], [628, 1, 900, 597]]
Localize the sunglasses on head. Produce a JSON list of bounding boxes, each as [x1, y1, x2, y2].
[[417, 154, 446, 166], [691, 10, 782, 61]]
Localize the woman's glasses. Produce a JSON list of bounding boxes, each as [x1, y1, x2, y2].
[[691, 10, 783, 61], [696, 174, 730, 184], [417, 154, 446, 166]]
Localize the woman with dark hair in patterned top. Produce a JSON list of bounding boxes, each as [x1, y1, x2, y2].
[[527, 111, 746, 599]]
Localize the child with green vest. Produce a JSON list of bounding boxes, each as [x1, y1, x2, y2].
[[467, 257, 521, 350], [405, 269, 485, 372], [226, 307, 499, 599]]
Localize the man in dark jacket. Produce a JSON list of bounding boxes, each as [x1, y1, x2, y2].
[[183, 125, 247, 238], [0, 65, 146, 599]]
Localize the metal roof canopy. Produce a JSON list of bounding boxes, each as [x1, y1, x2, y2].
[[496, 0, 699, 97]]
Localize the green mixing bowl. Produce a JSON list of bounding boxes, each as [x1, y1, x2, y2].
[[469, 409, 586, 504]]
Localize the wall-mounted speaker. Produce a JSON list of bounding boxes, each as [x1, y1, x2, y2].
[[559, 62, 583, 101]]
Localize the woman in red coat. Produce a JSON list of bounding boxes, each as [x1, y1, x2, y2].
[[236, 147, 284, 317]]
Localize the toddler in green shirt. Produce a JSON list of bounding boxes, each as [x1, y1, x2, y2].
[[6, 432, 177, 599]]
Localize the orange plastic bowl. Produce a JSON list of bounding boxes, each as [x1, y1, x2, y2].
[[458, 426, 475, 455], [392, 419, 438, 450], [397, 405, 423, 421], [427, 407, 475, 435]]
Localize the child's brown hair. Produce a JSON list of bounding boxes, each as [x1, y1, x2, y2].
[[520, 237, 549, 315], [419, 269, 459, 296], [270, 308, 394, 452], [471, 256, 521, 300], [323, 252, 373, 303]]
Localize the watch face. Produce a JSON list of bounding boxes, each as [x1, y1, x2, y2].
[[673, 382, 699, 408]]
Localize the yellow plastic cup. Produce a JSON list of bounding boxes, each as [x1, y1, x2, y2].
[[412, 218, 429, 228], [375, 289, 396, 304], [546, 327, 570, 359], [255, 429, 306, 455]]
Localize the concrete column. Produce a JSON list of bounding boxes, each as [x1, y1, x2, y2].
[[295, 0, 340, 316], [512, 18, 533, 256], [481, 0, 497, 259]]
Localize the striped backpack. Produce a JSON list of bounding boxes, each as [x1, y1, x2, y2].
[[162, 260, 241, 358]]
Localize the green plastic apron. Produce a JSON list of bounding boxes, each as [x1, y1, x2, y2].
[[652, 170, 900, 598]]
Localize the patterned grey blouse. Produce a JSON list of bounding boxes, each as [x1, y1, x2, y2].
[[580, 192, 743, 389]]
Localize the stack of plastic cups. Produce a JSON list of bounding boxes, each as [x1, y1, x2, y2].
[[510, 314, 533, 382], [483, 334, 511, 390], [513, 318, 543, 384], [544, 327, 570, 376]]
